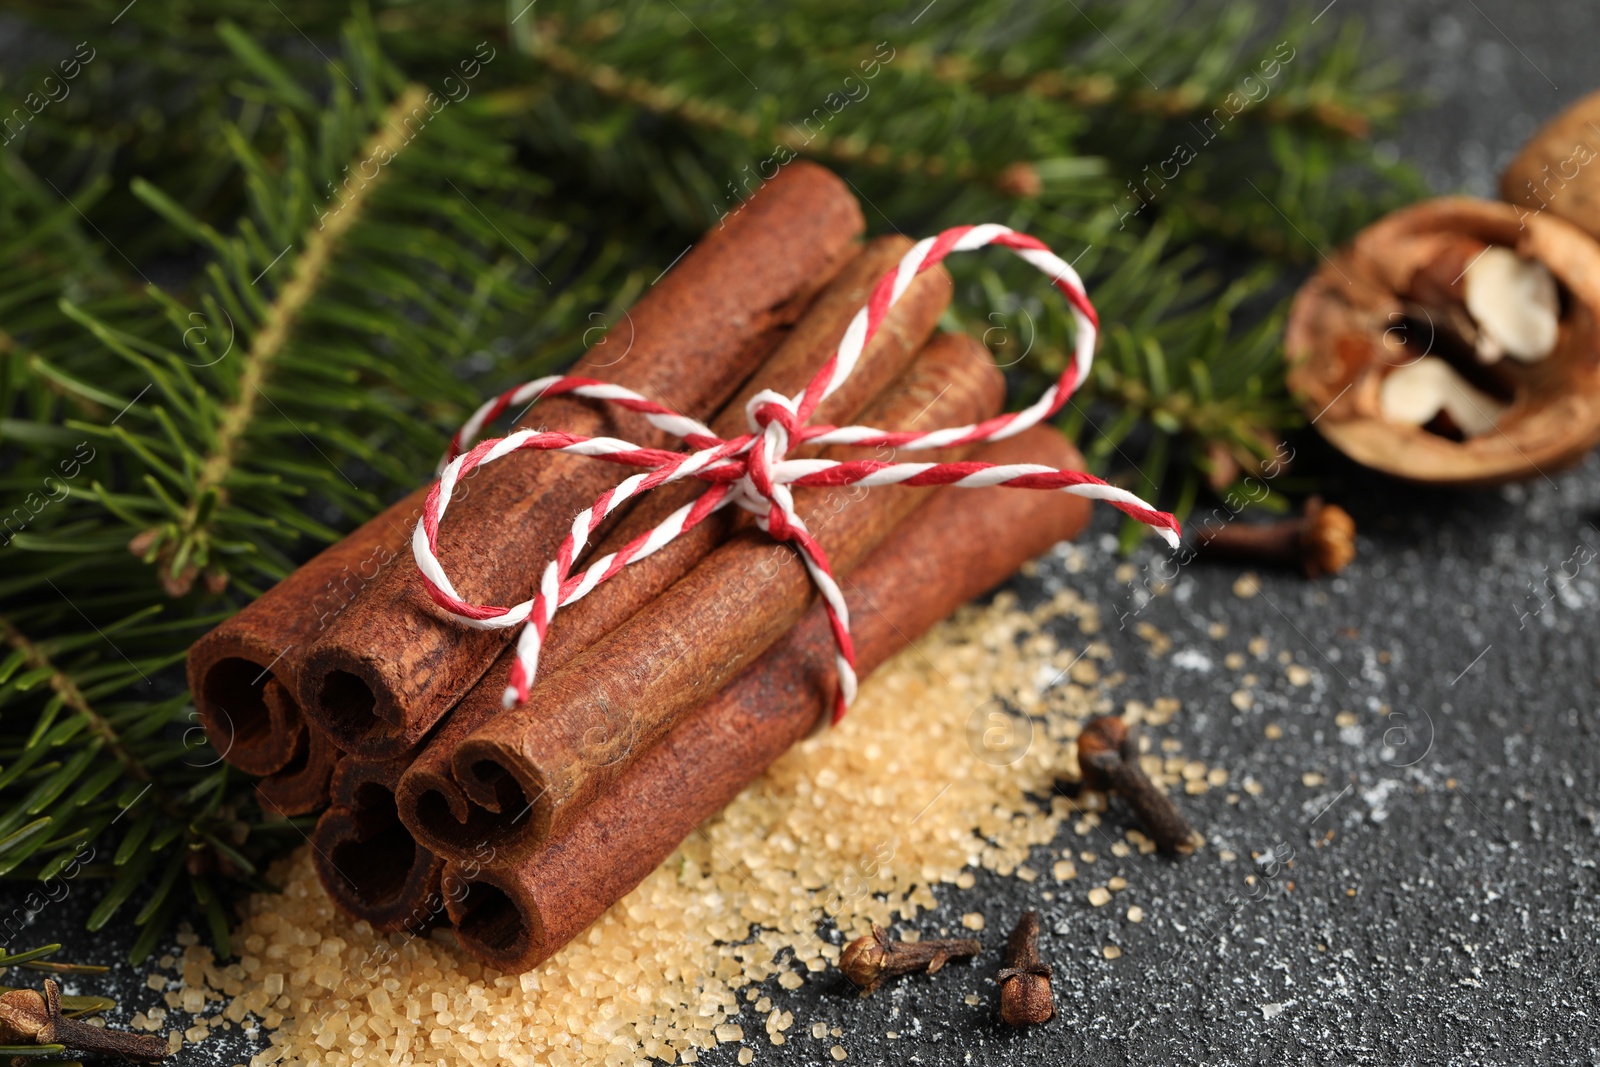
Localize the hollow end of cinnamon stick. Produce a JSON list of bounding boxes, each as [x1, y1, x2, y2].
[[427, 740, 552, 865], [184, 486, 430, 774], [312, 761, 445, 932], [187, 633, 303, 777], [303, 659, 410, 755], [405, 748, 543, 866], [446, 867, 542, 971], [256, 692, 344, 818]]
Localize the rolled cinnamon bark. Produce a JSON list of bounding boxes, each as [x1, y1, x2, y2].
[[297, 162, 865, 759], [310, 757, 447, 932], [440, 332, 1004, 866], [395, 236, 951, 857], [443, 426, 1093, 971], [254, 681, 344, 817], [188, 489, 426, 776]]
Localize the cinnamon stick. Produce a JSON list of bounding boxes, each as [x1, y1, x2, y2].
[[395, 236, 951, 858], [438, 332, 1004, 866], [254, 681, 344, 817], [297, 162, 865, 759], [187, 488, 425, 775], [310, 757, 447, 932], [443, 426, 1093, 970]]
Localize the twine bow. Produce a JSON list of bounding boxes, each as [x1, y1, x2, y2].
[[414, 225, 1181, 723]]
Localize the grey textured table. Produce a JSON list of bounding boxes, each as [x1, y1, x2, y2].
[[9, 2, 1600, 1065]]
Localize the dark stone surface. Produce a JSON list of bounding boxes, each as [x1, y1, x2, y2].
[[6, 2, 1600, 1065]]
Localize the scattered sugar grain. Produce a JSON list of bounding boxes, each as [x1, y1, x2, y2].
[[1126, 907, 1144, 923], [1087, 887, 1112, 907]]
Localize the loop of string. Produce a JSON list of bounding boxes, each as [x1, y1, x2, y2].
[[414, 224, 1181, 723]]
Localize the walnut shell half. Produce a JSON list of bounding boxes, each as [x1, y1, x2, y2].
[[1285, 197, 1600, 486]]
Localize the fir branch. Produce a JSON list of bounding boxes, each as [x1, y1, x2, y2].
[[516, 26, 1014, 190], [162, 85, 428, 595], [0, 614, 180, 820], [957, 66, 1385, 139]]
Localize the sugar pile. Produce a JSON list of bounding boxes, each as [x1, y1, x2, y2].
[[172, 583, 1215, 1066]]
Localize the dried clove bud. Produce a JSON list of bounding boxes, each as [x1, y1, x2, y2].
[[1191, 496, 1356, 578], [996, 910, 1053, 1026], [1077, 715, 1198, 854], [839, 924, 981, 995], [0, 979, 167, 1060]]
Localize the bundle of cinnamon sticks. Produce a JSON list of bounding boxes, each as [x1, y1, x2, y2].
[[187, 162, 1095, 971]]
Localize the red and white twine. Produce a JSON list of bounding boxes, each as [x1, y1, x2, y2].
[[414, 225, 1181, 724]]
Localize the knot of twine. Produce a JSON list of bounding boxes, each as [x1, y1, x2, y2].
[[414, 225, 1181, 723]]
